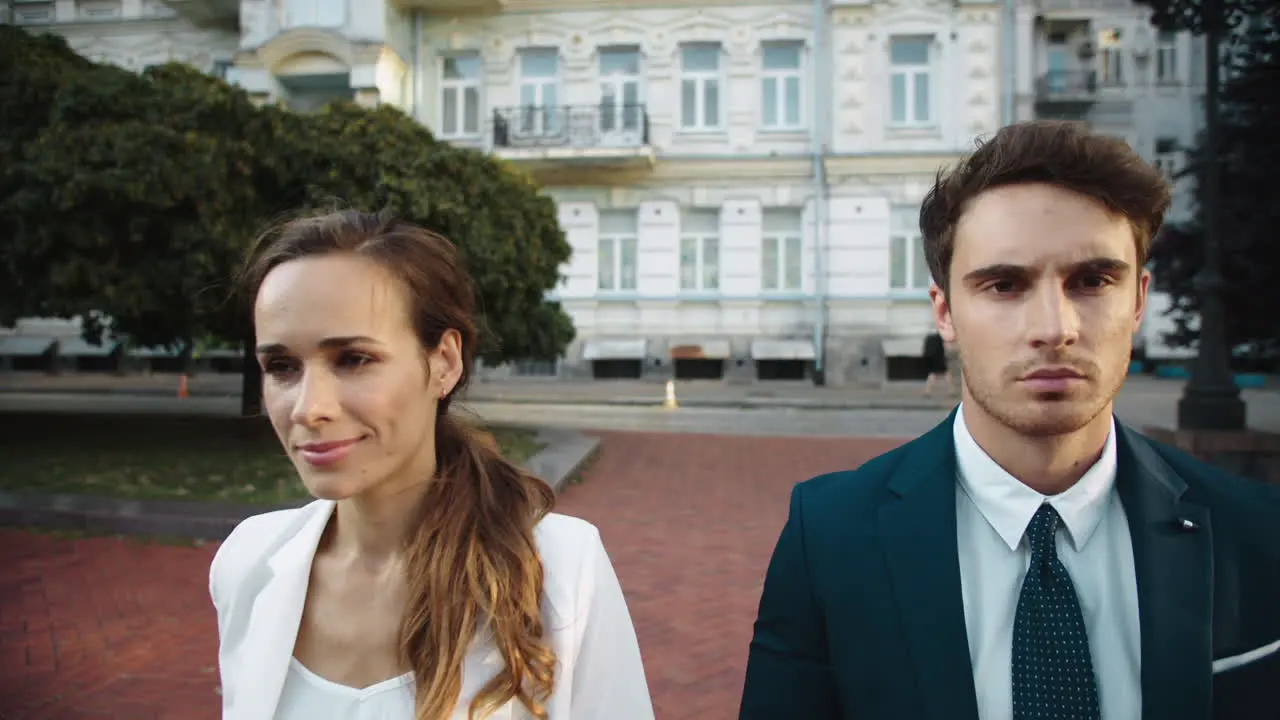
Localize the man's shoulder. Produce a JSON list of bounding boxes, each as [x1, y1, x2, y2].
[[1131, 428, 1280, 545], [794, 429, 945, 513]]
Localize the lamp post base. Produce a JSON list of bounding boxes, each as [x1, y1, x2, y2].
[[1177, 386, 1247, 431]]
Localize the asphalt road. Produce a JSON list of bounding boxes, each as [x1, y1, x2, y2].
[[1, 388, 1275, 437]]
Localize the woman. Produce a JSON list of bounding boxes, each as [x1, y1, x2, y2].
[[209, 209, 654, 720]]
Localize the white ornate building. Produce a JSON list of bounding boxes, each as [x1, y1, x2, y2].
[[1006, 0, 1207, 360], [6, 0, 1012, 384]]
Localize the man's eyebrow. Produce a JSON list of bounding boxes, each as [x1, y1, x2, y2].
[[961, 263, 1030, 285], [961, 257, 1132, 285], [254, 336, 378, 354]]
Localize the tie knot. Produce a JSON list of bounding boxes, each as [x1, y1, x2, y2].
[[1025, 503, 1061, 559]]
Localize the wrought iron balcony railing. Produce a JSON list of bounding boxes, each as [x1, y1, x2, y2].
[[492, 103, 650, 150], [1037, 70, 1099, 99]]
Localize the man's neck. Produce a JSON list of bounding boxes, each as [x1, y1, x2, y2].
[[960, 400, 1113, 496]]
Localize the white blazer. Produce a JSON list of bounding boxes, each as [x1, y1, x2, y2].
[[209, 499, 656, 719]]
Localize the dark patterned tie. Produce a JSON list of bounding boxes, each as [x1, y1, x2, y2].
[[1011, 503, 1101, 720]]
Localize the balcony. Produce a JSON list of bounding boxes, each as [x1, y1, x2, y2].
[[491, 104, 655, 175], [389, 0, 504, 13], [161, 0, 239, 29], [1035, 70, 1099, 111]]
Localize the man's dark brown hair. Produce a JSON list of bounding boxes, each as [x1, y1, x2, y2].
[[919, 120, 1172, 294]]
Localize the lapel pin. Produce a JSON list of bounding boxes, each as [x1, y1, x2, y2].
[[1177, 518, 1199, 532]]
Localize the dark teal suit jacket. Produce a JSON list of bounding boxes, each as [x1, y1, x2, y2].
[[740, 412, 1280, 719]]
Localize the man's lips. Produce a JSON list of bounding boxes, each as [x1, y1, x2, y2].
[[1022, 367, 1086, 380]]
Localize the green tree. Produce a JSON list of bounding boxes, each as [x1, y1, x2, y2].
[[1, 27, 575, 414], [1, 58, 266, 350], [286, 102, 575, 363], [0, 26, 93, 324], [1143, 9, 1280, 354]]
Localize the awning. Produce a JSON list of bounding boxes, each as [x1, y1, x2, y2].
[[669, 339, 731, 359], [58, 337, 123, 357], [582, 338, 647, 361], [750, 339, 816, 361], [881, 337, 927, 357], [0, 336, 56, 357], [128, 345, 185, 359]]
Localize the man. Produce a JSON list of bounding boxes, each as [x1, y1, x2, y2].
[[739, 121, 1280, 720]]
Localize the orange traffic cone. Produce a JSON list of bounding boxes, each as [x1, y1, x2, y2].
[[177, 374, 189, 399]]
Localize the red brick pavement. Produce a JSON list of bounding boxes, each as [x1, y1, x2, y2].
[[0, 431, 903, 720]]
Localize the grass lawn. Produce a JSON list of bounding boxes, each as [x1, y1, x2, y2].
[[0, 412, 543, 505]]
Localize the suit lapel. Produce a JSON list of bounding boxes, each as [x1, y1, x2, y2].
[[1115, 425, 1213, 720], [236, 500, 335, 719], [879, 411, 979, 720]]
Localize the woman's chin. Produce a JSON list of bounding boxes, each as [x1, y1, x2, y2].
[[297, 474, 365, 502]]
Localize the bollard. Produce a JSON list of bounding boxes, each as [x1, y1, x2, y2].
[[662, 379, 678, 410]]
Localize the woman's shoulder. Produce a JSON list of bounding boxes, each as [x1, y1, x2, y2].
[[532, 513, 614, 623], [209, 499, 333, 604]]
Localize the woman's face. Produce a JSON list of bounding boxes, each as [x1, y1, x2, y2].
[[253, 254, 462, 502]]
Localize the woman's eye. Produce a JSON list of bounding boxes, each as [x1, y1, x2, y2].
[[337, 352, 375, 369], [263, 358, 298, 376]]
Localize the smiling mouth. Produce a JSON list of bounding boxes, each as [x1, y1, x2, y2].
[[296, 437, 362, 453]]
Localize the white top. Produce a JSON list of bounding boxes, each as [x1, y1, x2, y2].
[[953, 406, 1142, 720], [210, 500, 655, 720], [277, 658, 413, 720]]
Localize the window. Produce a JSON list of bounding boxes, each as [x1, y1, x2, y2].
[[599, 47, 642, 139], [1156, 30, 1178, 85], [761, 41, 803, 130], [211, 59, 233, 80], [440, 54, 482, 138], [284, 0, 344, 28], [680, 43, 722, 131], [1098, 29, 1124, 85], [78, 1, 121, 19], [598, 210, 638, 292], [13, 1, 54, 24], [890, 206, 930, 290], [889, 37, 932, 127], [680, 210, 720, 291], [762, 209, 803, 292], [518, 49, 559, 136], [1154, 137, 1179, 181]]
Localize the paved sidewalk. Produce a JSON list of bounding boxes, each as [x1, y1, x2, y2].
[[0, 431, 902, 720], [1, 370, 1262, 410]]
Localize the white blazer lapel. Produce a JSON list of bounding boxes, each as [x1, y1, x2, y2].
[[234, 501, 334, 719]]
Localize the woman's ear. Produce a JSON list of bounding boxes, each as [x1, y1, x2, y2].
[[428, 330, 465, 399]]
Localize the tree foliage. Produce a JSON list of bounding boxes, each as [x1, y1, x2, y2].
[[1145, 13, 1280, 351], [0, 26, 574, 366], [1136, 0, 1271, 34]]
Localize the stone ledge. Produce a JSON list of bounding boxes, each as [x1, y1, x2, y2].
[[1144, 426, 1280, 486], [0, 428, 602, 541]]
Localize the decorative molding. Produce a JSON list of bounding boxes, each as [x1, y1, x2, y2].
[[255, 27, 356, 70]]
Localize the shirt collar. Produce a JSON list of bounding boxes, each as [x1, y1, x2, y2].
[[953, 404, 1118, 553]]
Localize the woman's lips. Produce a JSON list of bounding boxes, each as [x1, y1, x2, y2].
[[296, 437, 362, 467]]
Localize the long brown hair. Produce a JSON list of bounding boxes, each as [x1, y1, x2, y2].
[[240, 209, 558, 720]]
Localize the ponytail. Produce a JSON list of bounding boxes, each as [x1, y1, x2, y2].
[[399, 409, 558, 720]]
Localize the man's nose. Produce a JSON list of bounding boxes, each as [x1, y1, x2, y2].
[[1027, 284, 1080, 350]]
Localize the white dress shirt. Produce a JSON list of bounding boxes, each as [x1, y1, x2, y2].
[[953, 406, 1142, 720], [210, 500, 655, 720]]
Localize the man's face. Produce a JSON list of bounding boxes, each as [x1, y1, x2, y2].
[[930, 182, 1149, 437]]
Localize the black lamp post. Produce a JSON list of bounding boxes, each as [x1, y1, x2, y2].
[[1175, 0, 1246, 431]]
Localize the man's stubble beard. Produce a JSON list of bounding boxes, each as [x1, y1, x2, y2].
[[956, 348, 1127, 439]]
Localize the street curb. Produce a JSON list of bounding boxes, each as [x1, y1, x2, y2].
[[0, 428, 601, 541], [0, 385, 954, 411]]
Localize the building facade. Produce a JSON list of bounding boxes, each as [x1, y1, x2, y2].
[[1006, 0, 1207, 360], [8, 0, 1197, 381]]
